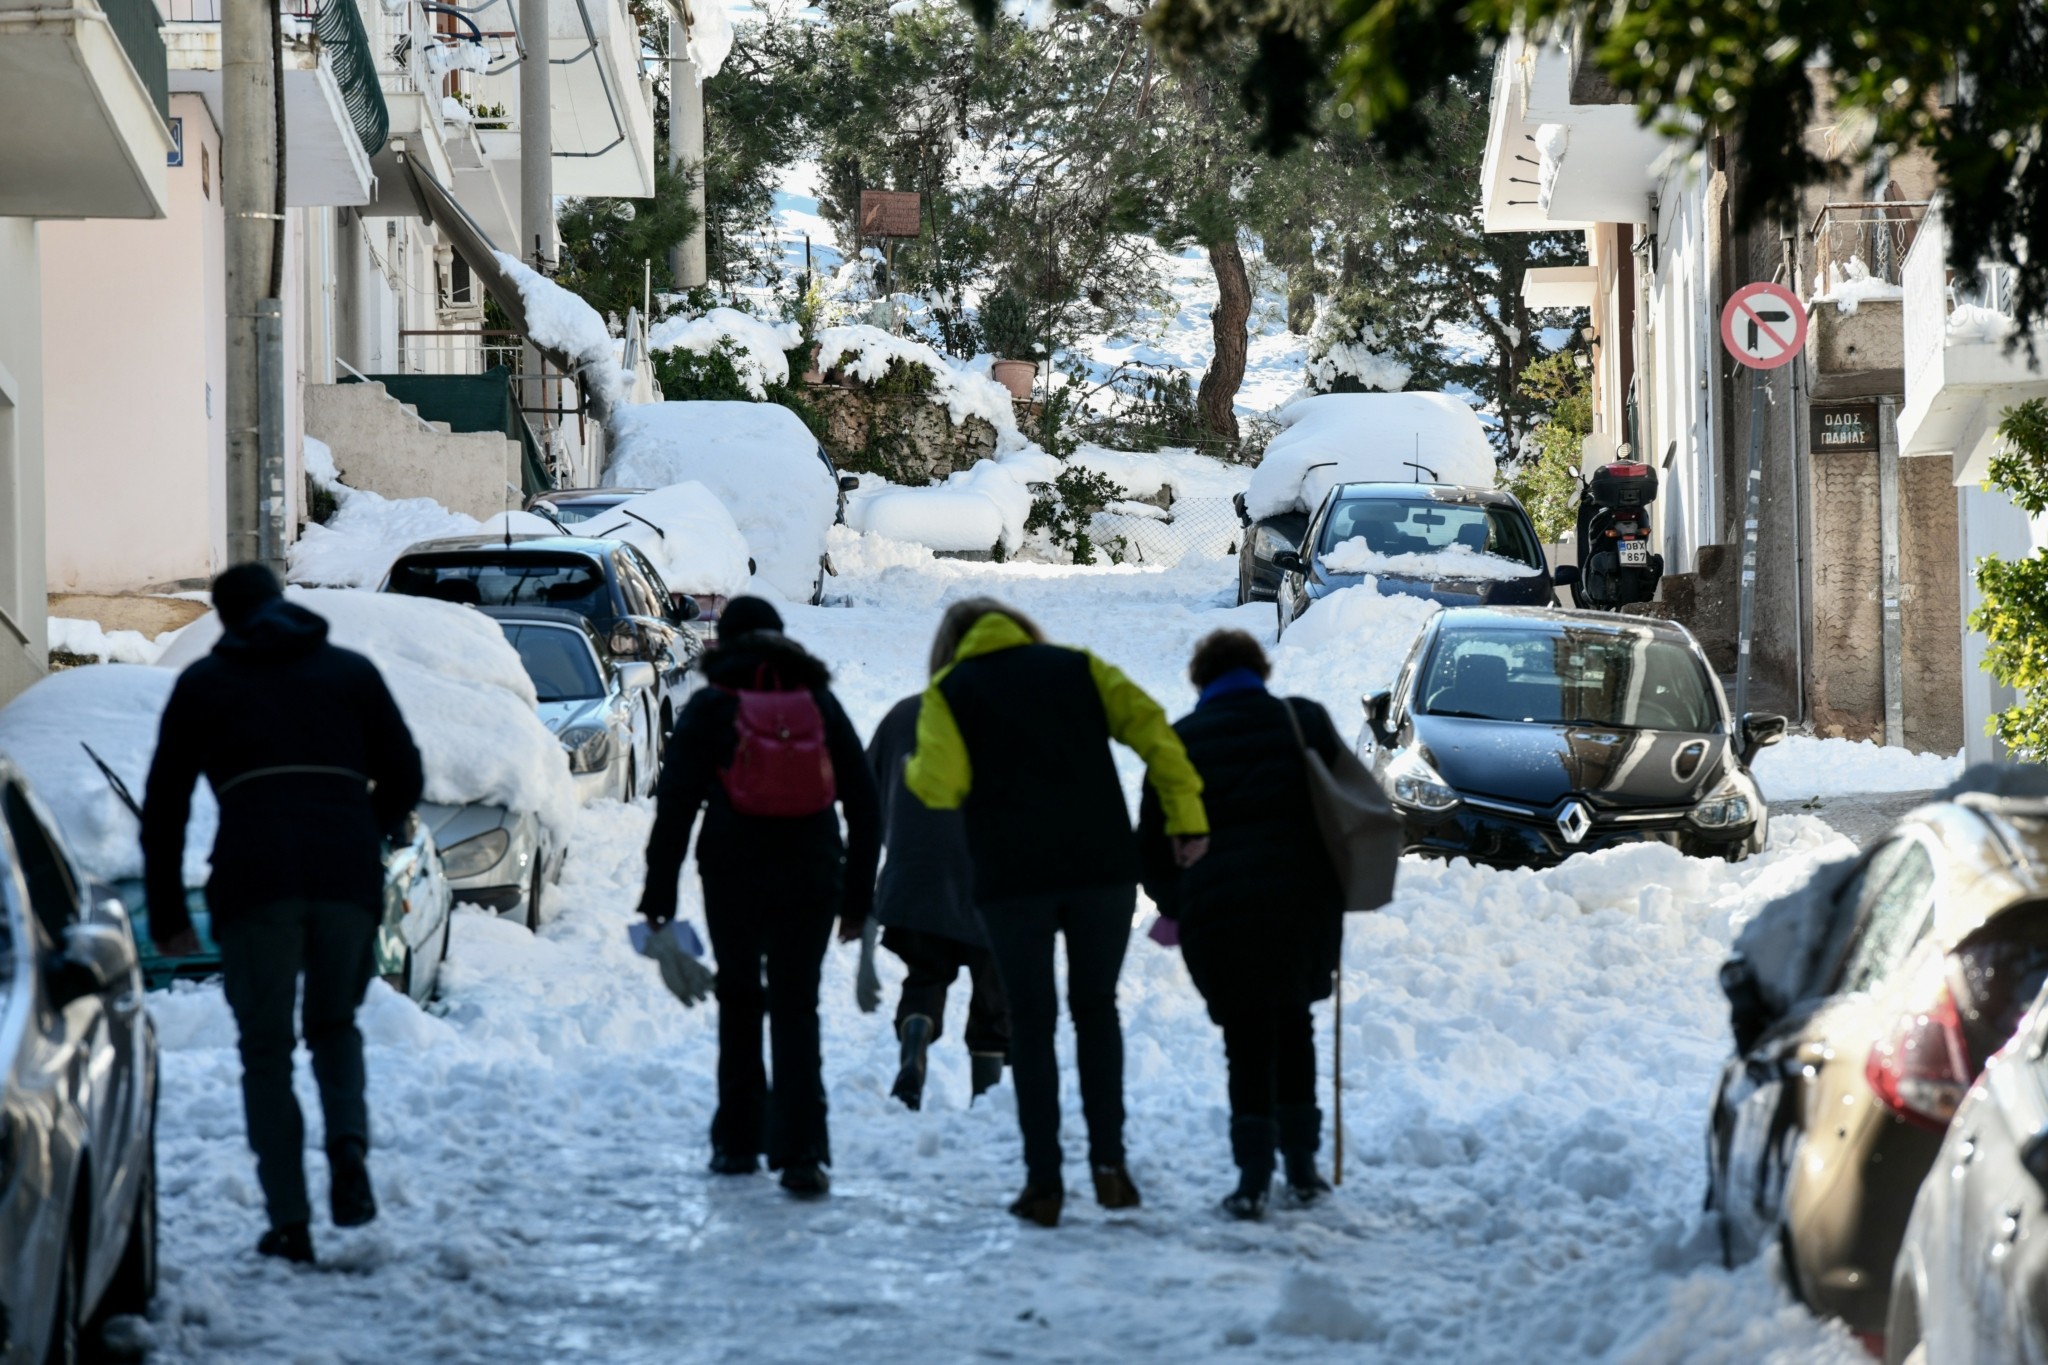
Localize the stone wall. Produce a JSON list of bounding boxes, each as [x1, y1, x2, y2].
[[305, 383, 522, 523], [1809, 450, 1885, 737], [802, 383, 999, 484], [1899, 456, 1963, 754]]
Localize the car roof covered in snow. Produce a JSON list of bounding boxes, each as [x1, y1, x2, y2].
[[1427, 604, 1701, 644], [1244, 391, 1497, 521]]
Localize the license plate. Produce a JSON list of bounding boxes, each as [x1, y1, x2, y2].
[[1618, 540, 1649, 566]]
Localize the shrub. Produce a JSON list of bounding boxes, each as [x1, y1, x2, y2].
[[1026, 465, 1125, 565], [979, 288, 1043, 362], [1971, 399, 2048, 758]]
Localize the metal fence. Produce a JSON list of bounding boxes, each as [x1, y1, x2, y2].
[[316, 0, 389, 157], [1808, 198, 1930, 293], [1088, 495, 1243, 568], [106, 0, 169, 121]]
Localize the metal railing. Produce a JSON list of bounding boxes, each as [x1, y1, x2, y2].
[[105, 0, 169, 121], [314, 0, 389, 157], [1808, 199, 1929, 296]]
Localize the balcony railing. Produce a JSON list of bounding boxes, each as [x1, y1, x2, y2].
[[1809, 199, 1930, 296], [155, 0, 386, 157], [104, 0, 169, 121]]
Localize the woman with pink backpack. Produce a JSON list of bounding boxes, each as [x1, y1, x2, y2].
[[636, 596, 881, 1199]]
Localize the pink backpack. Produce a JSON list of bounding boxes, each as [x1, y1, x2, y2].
[[720, 683, 837, 817]]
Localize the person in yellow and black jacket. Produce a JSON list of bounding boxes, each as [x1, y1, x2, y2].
[[906, 597, 1209, 1229]]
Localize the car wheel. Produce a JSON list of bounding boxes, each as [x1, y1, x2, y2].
[[524, 865, 544, 933], [98, 1125, 157, 1322], [44, 1209, 80, 1365]]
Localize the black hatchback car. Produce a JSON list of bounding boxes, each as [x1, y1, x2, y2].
[[1364, 607, 1786, 867], [1274, 483, 1573, 634]]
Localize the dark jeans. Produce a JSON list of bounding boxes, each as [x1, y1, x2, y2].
[[883, 926, 1009, 1057], [216, 898, 379, 1229], [1215, 997, 1317, 1119], [703, 873, 838, 1170], [980, 885, 1134, 1189]]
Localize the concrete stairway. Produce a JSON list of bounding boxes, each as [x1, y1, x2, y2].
[[305, 382, 522, 522]]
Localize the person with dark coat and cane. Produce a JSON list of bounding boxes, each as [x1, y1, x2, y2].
[[869, 671, 1010, 1111], [142, 565, 425, 1264], [636, 596, 881, 1199], [906, 598, 1208, 1228], [1139, 629, 1343, 1220]]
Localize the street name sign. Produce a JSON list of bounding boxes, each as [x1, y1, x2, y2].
[[1719, 281, 1807, 370]]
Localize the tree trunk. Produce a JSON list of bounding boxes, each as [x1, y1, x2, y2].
[[1198, 238, 1251, 444]]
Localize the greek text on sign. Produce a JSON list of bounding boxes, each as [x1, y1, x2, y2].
[[1719, 281, 1808, 370], [1811, 402, 1879, 453]]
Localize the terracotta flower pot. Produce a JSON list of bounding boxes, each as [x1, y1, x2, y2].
[[991, 359, 1037, 401]]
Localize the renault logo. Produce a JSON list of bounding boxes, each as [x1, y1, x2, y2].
[[1557, 800, 1594, 845]]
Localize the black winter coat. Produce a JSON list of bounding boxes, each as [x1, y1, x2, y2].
[[868, 696, 982, 947], [637, 631, 881, 924], [1139, 689, 1345, 1011], [142, 600, 425, 940]]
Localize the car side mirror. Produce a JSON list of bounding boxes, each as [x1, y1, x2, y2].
[[1741, 713, 1788, 763], [838, 475, 860, 493], [747, 557, 758, 576], [670, 593, 701, 623], [616, 661, 657, 694], [48, 919, 138, 1008], [1274, 550, 1305, 574], [1362, 690, 1394, 747], [1232, 491, 1251, 529], [1553, 564, 1580, 588]]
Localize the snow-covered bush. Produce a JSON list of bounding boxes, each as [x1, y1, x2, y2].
[[1025, 465, 1127, 565], [1305, 305, 1414, 395], [648, 308, 803, 401], [815, 325, 1020, 437]]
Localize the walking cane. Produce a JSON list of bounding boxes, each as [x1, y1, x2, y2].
[[1332, 965, 1344, 1187]]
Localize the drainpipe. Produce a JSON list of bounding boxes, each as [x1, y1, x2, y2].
[[668, 4, 708, 290], [1879, 397, 1906, 746], [224, 0, 278, 571]]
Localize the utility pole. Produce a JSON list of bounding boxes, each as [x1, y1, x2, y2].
[[519, 0, 553, 271], [224, 0, 279, 572], [668, 3, 706, 290]]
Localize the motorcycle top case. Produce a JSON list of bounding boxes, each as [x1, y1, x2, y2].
[[1590, 461, 1658, 509]]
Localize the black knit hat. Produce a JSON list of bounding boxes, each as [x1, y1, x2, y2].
[[719, 596, 783, 639], [212, 562, 284, 629]]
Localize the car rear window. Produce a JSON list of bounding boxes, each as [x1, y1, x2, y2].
[[1419, 625, 1719, 731], [388, 554, 608, 614], [542, 498, 626, 525], [1318, 497, 1541, 568], [501, 624, 605, 702]]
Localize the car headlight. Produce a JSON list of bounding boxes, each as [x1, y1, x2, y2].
[[1385, 748, 1460, 813], [440, 828, 511, 879], [1692, 773, 1758, 830], [561, 724, 615, 774]]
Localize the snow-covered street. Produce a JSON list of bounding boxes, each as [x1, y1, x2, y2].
[[135, 545, 1875, 1364]]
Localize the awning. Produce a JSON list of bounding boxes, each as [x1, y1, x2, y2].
[[396, 148, 613, 421]]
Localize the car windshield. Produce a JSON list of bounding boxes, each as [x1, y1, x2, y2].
[[501, 624, 605, 702], [541, 498, 626, 526], [387, 554, 609, 614], [1420, 625, 1720, 731], [1318, 497, 1542, 569]]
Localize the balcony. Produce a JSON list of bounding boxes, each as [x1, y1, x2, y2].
[[157, 0, 387, 207], [1896, 203, 2048, 483], [0, 0, 173, 218], [473, 0, 655, 202], [1803, 199, 1928, 398]]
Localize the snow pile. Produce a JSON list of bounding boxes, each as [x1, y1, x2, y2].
[[0, 666, 215, 887], [290, 484, 481, 590], [681, 0, 733, 78], [1245, 392, 1497, 520], [1751, 736, 1963, 801], [1322, 538, 1537, 582], [1268, 1271, 1385, 1343], [647, 308, 801, 399], [157, 590, 577, 841], [814, 325, 1022, 439], [1069, 443, 1251, 501], [1811, 255, 1904, 315], [48, 616, 181, 665], [1274, 581, 1442, 692], [494, 251, 627, 414], [605, 401, 836, 601], [1948, 302, 2016, 345], [850, 472, 1015, 555], [576, 482, 753, 599]]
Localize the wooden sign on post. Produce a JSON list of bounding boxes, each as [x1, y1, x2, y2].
[[858, 191, 923, 239]]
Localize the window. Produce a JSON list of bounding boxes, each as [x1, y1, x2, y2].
[[1837, 841, 1938, 995], [3, 783, 78, 946], [1317, 496, 1543, 568], [620, 548, 674, 617], [386, 554, 609, 615], [502, 625, 605, 702], [1418, 626, 1719, 731]]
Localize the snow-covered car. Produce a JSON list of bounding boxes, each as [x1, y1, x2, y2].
[[158, 590, 579, 934], [527, 486, 648, 526], [481, 606, 661, 803], [382, 534, 704, 738], [1888, 967, 2048, 1365], [1238, 392, 1501, 607], [0, 665, 455, 1000], [566, 482, 754, 626], [0, 757, 159, 1363], [1364, 607, 1784, 867], [1707, 784, 2048, 1345], [604, 400, 853, 603], [1273, 483, 1564, 633]]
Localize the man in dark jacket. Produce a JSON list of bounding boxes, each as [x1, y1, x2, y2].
[[907, 598, 1207, 1228], [143, 564, 424, 1264], [637, 597, 880, 1198], [868, 692, 1008, 1111], [1140, 629, 1343, 1220]]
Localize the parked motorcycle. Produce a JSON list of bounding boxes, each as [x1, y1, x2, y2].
[[1572, 460, 1664, 610]]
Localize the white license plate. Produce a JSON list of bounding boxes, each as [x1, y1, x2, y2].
[[1618, 540, 1649, 566]]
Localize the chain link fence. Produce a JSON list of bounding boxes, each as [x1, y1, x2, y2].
[[1088, 495, 1243, 567]]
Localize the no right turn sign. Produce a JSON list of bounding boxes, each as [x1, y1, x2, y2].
[[1720, 281, 1808, 370]]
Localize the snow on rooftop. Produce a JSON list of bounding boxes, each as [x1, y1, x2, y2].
[[1245, 392, 1498, 521]]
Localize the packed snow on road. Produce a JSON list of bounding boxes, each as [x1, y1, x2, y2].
[[116, 528, 1906, 1365]]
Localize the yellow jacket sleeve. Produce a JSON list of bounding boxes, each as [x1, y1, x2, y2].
[[1087, 653, 1208, 836], [904, 683, 972, 810]]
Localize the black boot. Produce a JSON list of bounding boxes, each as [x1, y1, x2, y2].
[[970, 1052, 1004, 1100], [257, 1222, 316, 1265], [892, 1014, 935, 1111], [1221, 1116, 1278, 1221], [1009, 1182, 1064, 1228], [328, 1140, 377, 1228], [1091, 1163, 1142, 1210], [708, 1146, 759, 1175], [1276, 1104, 1332, 1204], [780, 1163, 831, 1199]]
